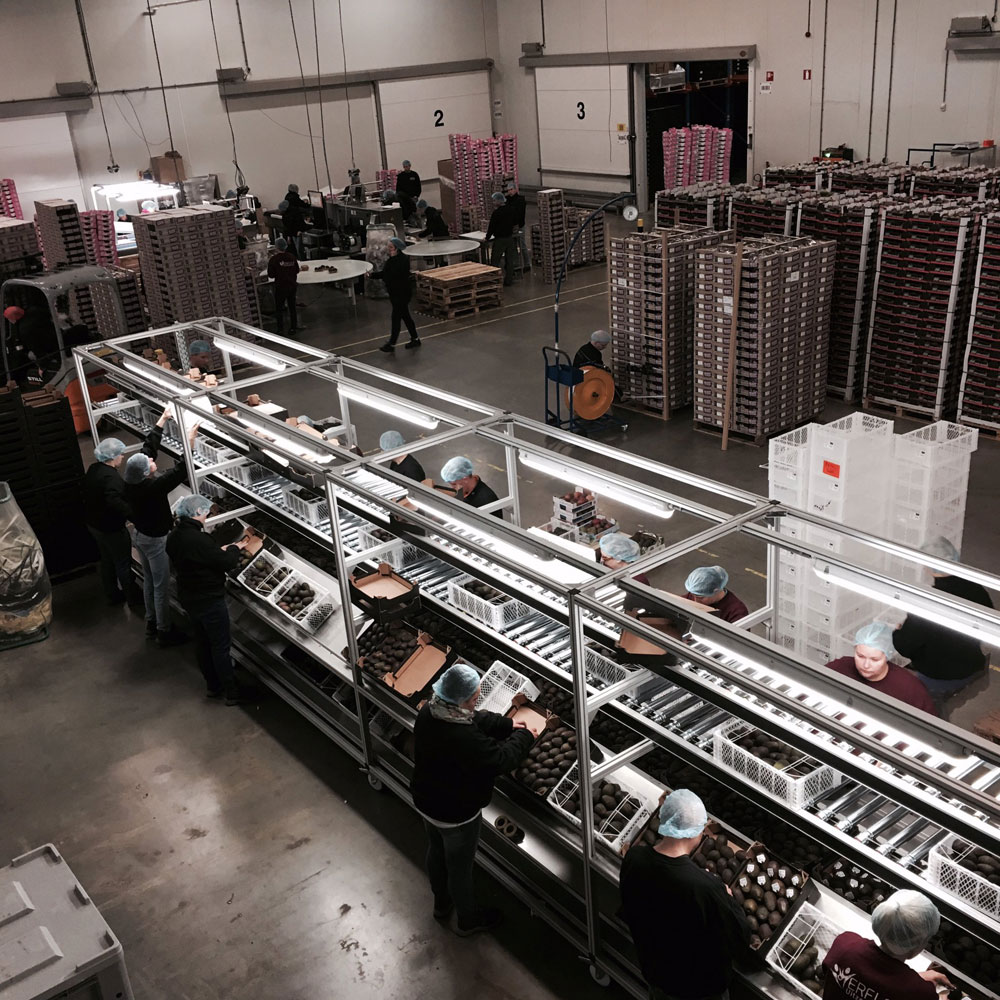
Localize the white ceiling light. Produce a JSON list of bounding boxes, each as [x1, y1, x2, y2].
[[122, 360, 195, 396], [213, 338, 288, 372], [518, 451, 675, 518], [814, 561, 1000, 649], [236, 416, 332, 465], [93, 180, 179, 201], [338, 385, 439, 430]]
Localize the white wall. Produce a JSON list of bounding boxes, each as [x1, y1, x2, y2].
[[0, 116, 87, 219]]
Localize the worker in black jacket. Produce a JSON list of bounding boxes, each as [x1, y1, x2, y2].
[[83, 408, 172, 608], [379, 429, 425, 482], [485, 192, 516, 286], [894, 535, 996, 715], [411, 664, 534, 935], [573, 328, 612, 369], [396, 159, 421, 200], [165, 494, 248, 704], [281, 183, 311, 258], [506, 183, 529, 271], [416, 202, 450, 239], [123, 413, 200, 646], [375, 237, 421, 352], [440, 455, 504, 519]]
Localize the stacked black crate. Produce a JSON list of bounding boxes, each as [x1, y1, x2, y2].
[[731, 185, 801, 238], [33, 199, 88, 268], [958, 213, 1000, 431], [693, 236, 836, 442], [654, 182, 743, 231], [537, 189, 566, 283], [830, 163, 912, 195], [910, 166, 1000, 201], [864, 200, 994, 420], [763, 162, 842, 191], [107, 266, 148, 334], [0, 217, 42, 280], [565, 207, 606, 268]]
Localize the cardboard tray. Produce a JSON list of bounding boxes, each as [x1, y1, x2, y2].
[[349, 562, 421, 622], [505, 692, 556, 738], [379, 631, 456, 705]]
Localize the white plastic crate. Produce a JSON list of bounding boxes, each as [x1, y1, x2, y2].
[[766, 901, 842, 1000], [283, 485, 330, 526], [269, 567, 338, 633], [712, 718, 839, 809], [548, 762, 654, 854], [894, 420, 978, 465], [447, 574, 531, 630], [223, 460, 269, 486], [477, 661, 539, 714], [196, 439, 238, 465], [585, 642, 635, 692], [236, 550, 291, 596], [927, 836, 1000, 920], [355, 524, 420, 571]]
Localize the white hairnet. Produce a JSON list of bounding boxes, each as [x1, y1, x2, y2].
[[123, 453, 151, 484], [380, 429, 406, 451], [492, 192, 507, 204], [94, 438, 126, 462], [872, 890, 940, 958], [854, 622, 896, 659], [685, 565, 729, 596], [173, 494, 212, 519], [441, 456, 474, 483], [921, 536, 960, 563], [658, 789, 708, 839], [432, 663, 480, 704], [599, 532, 641, 563], [590, 329, 612, 346]]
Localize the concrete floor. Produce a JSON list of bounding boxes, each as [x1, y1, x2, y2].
[[4, 236, 1000, 998]]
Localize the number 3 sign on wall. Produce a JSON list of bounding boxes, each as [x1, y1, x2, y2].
[[576, 101, 586, 120]]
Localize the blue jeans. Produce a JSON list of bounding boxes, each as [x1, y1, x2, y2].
[[181, 597, 236, 696], [423, 816, 481, 925], [134, 531, 170, 631], [914, 670, 984, 714]]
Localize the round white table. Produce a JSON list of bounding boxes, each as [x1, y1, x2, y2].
[[403, 238, 481, 267], [261, 259, 373, 309]]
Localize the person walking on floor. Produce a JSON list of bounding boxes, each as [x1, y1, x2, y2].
[[375, 237, 421, 352], [506, 183, 529, 272], [485, 192, 517, 286], [267, 239, 304, 335], [281, 183, 310, 259]]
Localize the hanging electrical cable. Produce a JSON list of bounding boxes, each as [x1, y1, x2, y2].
[[288, 0, 320, 190], [76, 0, 118, 173], [337, 0, 356, 168], [143, 0, 177, 156], [208, 0, 247, 192], [312, 0, 333, 193]]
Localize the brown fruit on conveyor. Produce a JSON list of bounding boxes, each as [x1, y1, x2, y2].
[[565, 366, 615, 420]]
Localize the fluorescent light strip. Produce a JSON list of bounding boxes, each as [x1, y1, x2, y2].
[[236, 416, 332, 465], [518, 451, 674, 518], [213, 338, 288, 372], [122, 360, 195, 396], [338, 385, 439, 430], [814, 561, 1000, 649]]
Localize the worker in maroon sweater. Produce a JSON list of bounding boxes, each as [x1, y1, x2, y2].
[[683, 565, 748, 624], [266, 238, 304, 335], [825, 622, 937, 715]]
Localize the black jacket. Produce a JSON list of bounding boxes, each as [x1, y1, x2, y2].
[[125, 462, 188, 537], [411, 704, 534, 823], [461, 477, 502, 518], [507, 192, 527, 228], [283, 191, 309, 236], [893, 574, 994, 680], [573, 342, 608, 369], [83, 426, 161, 531], [390, 454, 425, 482], [418, 208, 449, 239], [373, 252, 412, 300], [396, 169, 422, 200], [486, 204, 515, 240], [165, 516, 240, 604]]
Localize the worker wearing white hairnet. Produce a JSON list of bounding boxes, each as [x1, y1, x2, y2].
[[893, 535, 995, 715], [620, 788, 750, 999], [379, 429, 425, 483], [166, 493, 249, 705], [375, 238, 421, 352], [440, 456, 503, 519], [683, 565, 749, 624], [823, 890, 952, 999], [573, 328, 612, 370], [825, 622, 936, 715], [599, 532, 652, 613], [411, 663, 533, 936]]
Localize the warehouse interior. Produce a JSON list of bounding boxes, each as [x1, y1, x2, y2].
[[3, 3, 1000, 1000]]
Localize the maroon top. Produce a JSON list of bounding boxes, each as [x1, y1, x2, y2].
[[822, 932, 936, 1000], [825, 657, 938, 716], [683, 588, 748, 623], [267, 251, 300, 291]]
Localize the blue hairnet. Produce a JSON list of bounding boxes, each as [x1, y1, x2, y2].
[[590, 329, 612, 346], [402, 159, 411, 167], [123, 453, 151, 484], [174, 494, 212, 519], [432, 663, 480, 704], [278, 200, 289, 212], [275, 238, 288, 250], [416, 199, 428, 210], [872, 891, 940, 958], [921, 536, 959, 563], [658, 789, 707, 839], [685, 565, 729, 596], [297, 414, 316, 428], [599, 532, 640, 563], [441, 456, 474, 482], [94, 438, 126, 462], [390, 237, 406, 250], [288, 183, 299, 194], [854, 622, 896, 659], [380, 429, 405, 451], [189, 339, 211, 354], [492, 192, 506, 204], [226, 189, 237, 198]]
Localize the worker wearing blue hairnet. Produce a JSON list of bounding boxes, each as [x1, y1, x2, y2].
[[823, 890, 953, 998], [411, 662, 534, 935], [375, 236, 420, 352], [379, 429, 425, 483], [600, 532, 652, 613], [825, 622, 936, 715], [417, 202, 450, 240], [396, 158, 421, 201], [683, 565, 749, 624], [620, 788, 750, 999], [83, 407, 173, 609], [440, 456, 503, 519], [893, 535, 995, 715], [166, 492, 249, 704], [267, 237, 305, 335], [486, 190, 517, 286]]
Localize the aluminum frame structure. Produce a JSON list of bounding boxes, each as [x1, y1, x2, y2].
[[73, 320, 1000, 997]]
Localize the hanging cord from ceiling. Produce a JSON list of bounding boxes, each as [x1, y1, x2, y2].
[[883, 0, 898, 162], [207, 0, 247, 191], [75, 0, 118, 173], [288, 0, 320, 190], [312, 0, 334, 193], [604, 0, 612, 161], [805, 0, 813, 37], [866, 0, 880, 160], [143, 0, 177, 156], [942, 48, 950, 107], [818, 0, 829, 151], [336, 0, 357, 169], [114, 92, 162, 155], [234, 0, 250, 73]]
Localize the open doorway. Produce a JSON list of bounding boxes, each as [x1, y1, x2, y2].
[[644, 59, 749, 199]]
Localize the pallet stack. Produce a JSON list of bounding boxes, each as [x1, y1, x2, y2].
[[654, 182, 744, 231], [910, 165, 1000, 201], [763, 162, 842, 191], [565, 207, 605, 268], [80, 210, 118, 267], [414, 261, 503, 318], [661, 126, 733, 188], [608, 225, 729, 418], [959, 213, 1000, 431], [133, 205, 258, 326], [0, 178, 23, 219], [107, 266, 147, 334], [0, 217, 42, 280], [731, 185, 801, 238], [459, 205, 487, 234], [537, 189, 567, 283], [448, 134, 520, 236], [375, 168, 398, 192], [830, 163, 912, 195], [33, 199, 88, 268], [693, 236, 836, 442]]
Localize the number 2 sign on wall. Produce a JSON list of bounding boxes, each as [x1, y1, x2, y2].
[[576, 101, 586, 120], [433, 109, 444, 127]]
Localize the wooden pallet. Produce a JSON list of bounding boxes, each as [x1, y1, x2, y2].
[[861, 397, 939, 424], [414, 261, 502, 287]]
